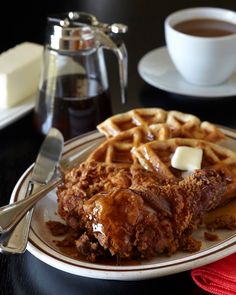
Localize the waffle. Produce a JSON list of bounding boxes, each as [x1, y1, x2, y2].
[[87, 126, 153, 165], [133, 138, 236, 205], [97, 108, 225, 142]]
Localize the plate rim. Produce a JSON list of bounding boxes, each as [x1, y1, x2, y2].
[[10, 128, 236, 280]]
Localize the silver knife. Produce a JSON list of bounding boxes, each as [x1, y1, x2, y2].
[[0, 128, 64, 254]]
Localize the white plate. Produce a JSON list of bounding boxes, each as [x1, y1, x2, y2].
[[0, 94, 35, 129], [10, 130, 236, 280], [138, 46, 236, 98]]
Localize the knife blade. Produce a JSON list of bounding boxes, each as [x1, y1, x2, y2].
[[0, 128, 64, 254]]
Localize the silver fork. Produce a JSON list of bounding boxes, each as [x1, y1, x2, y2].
[[0, 137, 104, 254]]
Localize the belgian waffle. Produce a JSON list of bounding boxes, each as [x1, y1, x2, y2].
[[97, 108, 225, 142], [133, 138, 236, 205], [87, 126, 153, 165]]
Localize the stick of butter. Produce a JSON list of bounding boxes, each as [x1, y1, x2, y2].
[[0, 42, 43, 108], [171, 146, 203, 171]]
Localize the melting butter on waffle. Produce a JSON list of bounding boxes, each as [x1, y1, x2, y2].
[[132, 138, 236, 206]]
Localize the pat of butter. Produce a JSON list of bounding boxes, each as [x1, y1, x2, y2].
[[171, 146, 203, 171], [0, 42, 43, 108]]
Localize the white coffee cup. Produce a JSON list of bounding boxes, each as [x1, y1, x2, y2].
[[164, 7, 236, 85]]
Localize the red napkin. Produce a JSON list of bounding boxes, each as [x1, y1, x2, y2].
[[191, 253, 236, 295]]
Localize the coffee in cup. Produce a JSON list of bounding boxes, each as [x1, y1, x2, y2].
[[165, 7, 236, 85]]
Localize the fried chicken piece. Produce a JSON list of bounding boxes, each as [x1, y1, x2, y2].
[[57, 161, 228, 261], [57, 161, 131, 230], [83, 189, 176, 258], [156, 169, 227, 238], [130, 163, 178, 188], [82, 170, 227, 259]]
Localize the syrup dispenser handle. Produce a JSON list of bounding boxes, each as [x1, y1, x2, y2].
[[95, 29, 128, 104]]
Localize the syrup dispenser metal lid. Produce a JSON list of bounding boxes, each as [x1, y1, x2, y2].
[[47, 12, 128, 51]]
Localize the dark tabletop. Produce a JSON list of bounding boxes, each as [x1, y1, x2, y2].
[[1, 0, 236, 294]]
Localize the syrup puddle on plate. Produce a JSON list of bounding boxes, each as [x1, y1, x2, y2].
[[203, 198, 236, 223]]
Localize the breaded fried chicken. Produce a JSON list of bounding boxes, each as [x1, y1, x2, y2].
[[82, 169, 227, 259], [57, 161, 131, 230], [57, 161, 227, 261]]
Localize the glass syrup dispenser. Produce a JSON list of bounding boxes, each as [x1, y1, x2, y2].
[[34, 12, 128, 140]]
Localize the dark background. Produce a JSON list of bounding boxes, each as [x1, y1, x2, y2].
[[3, 0, 236, 124], [0, 1, 236, 294]]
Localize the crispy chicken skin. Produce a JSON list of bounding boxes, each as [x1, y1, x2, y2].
[[82, 169, 227, 259], [57, 161, 131, 230], [57, 161, 227, 260]]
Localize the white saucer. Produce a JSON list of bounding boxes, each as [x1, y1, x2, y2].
[[138, 46, 236, 98]]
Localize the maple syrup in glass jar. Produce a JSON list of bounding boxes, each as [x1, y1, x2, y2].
[[34, 12, 128, 140]]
